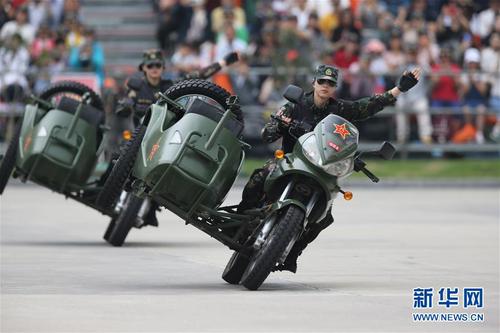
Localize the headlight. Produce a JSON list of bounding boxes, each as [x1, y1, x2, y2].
[[323, 157, 354, 177], [302, 134, 322, 165], [302, 134, 354, 177]]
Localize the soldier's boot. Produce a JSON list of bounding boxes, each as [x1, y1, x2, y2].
[[275, 213, 334, 273], [143, 202, 159, 227]]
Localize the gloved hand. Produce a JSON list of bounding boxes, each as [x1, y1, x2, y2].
[[115, 97, 134, 117], [397, 70, 419, 92], [224, 52, 239, 66]]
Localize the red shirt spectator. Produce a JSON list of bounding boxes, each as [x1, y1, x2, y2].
[[430, 62, 461, 102]]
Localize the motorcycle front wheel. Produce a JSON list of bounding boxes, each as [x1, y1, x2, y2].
[[240, 205, 304, 290], [106, 194, 143, 246]]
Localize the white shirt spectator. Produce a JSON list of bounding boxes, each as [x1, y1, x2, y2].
[[470, 7, 497, 38], [0, 45, 30, 90], [215, 32, 247, 62], [481, 47, 500, 98], [28, 0, 51, 31], [0, 21, 35, 44]]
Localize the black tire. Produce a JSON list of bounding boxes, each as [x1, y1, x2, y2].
[[95, 125, 146, 210], [241, 205, 305, 290], [0, 122, 21, 195], [39, 80, 104, 111], [103, 217, 116, 241], [107, 194, 143, 246], [164, 79, 230, 110], [222, 251, 250, 285]]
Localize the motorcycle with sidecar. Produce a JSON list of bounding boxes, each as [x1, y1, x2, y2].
[[96, 82, 396, 290], [0, 53, 240, 237]]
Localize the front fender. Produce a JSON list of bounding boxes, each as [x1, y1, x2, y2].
[[270, 198, 306, 215]]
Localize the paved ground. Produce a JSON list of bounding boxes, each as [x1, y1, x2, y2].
[[1, 185, 498, 332]]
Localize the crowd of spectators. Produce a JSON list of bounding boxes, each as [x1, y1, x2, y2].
[[156, 0, 500, 144], [0, 0, 104, 108], [1, 0, 499, 145]]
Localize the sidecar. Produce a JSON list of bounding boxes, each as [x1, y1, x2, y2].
[[0, 81, 111, 213], [134, 97, 244, 214]]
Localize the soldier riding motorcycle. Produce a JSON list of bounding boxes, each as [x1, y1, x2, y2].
[[237, 64, 421, 273]]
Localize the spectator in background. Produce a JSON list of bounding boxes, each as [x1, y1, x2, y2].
[[430, 48, 461, 142], [395, 45, 433, 144], [28, 0, 51, 31], [184, 0, 208, 44], [211, 0, 246, 35], [384, 31, 406, 88], [68, 27, 105, 86], [65, 18, 85, 48], [30, 24, 55, 60], [460, 48, 489, 143], [0, 6, 35, 44], [0, 33, 30, 103], [416, 31, 440, 68], [290, 0, 311, 32], [471, 0, 500, 40], [215, 23, 247, 62], [156, 0, 191, 54], [348, 54, 377, 99], [333, 33, 359, 71], [0, 0, 14, 30], [229, 55, 259, 105], [304, 12, 330, 62], [481, 32, 500, 141], [171, 42, 201, 75], [435, 1, 469, 51], [63, 0, 80, 21], [357, 0, 386, 42], [330, 9, 360, 47]]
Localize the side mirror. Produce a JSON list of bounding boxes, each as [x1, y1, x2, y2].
[[283, 85, 304, 104], [378, 142, 396, 160], [357, 141, 396, 160]]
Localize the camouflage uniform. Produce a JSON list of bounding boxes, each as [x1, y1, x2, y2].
[[239, 65, 397, 272], [116, 49, 173, 124]]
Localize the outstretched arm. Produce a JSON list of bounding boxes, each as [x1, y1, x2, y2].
[[336, 68, 421, 121]]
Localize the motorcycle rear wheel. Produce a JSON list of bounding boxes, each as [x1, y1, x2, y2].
[[0, 122, 21, 195], [106, 194, 143, 246], [241, 205, 304, 290]]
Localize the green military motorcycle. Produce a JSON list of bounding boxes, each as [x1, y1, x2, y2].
[[0, 81, 116, 216], [97, 83, 395, 290]]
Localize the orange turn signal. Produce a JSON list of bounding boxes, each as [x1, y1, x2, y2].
[[274, 149, 285, 159], [343, 191, 353, 201], [122, 130, 132, 141]]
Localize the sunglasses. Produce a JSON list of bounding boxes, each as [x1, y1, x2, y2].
[[317, 79, 336, 87], [146, 63, 163, 69]]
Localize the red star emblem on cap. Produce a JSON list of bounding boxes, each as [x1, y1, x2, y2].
[[333, 123, 350, 140]]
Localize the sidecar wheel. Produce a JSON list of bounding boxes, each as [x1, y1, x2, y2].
[[163, 79, 230, 112], [222, 251, 250, 285], [0, 122, 21, 195], [39, 81, 104, 110], [107, 194, 143, 247], [96, 125, 146, 210], [241, 205, 304, 291]]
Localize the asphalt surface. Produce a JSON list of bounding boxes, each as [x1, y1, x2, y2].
[[1, 185, 498, 332]]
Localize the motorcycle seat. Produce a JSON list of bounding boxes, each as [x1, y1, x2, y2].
[[56, 96, 104, 127], [185, 98, 243, 137]]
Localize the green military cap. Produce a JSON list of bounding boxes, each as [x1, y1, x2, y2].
[[139, 48, 164, 70], [314, 64, 339, 85]]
